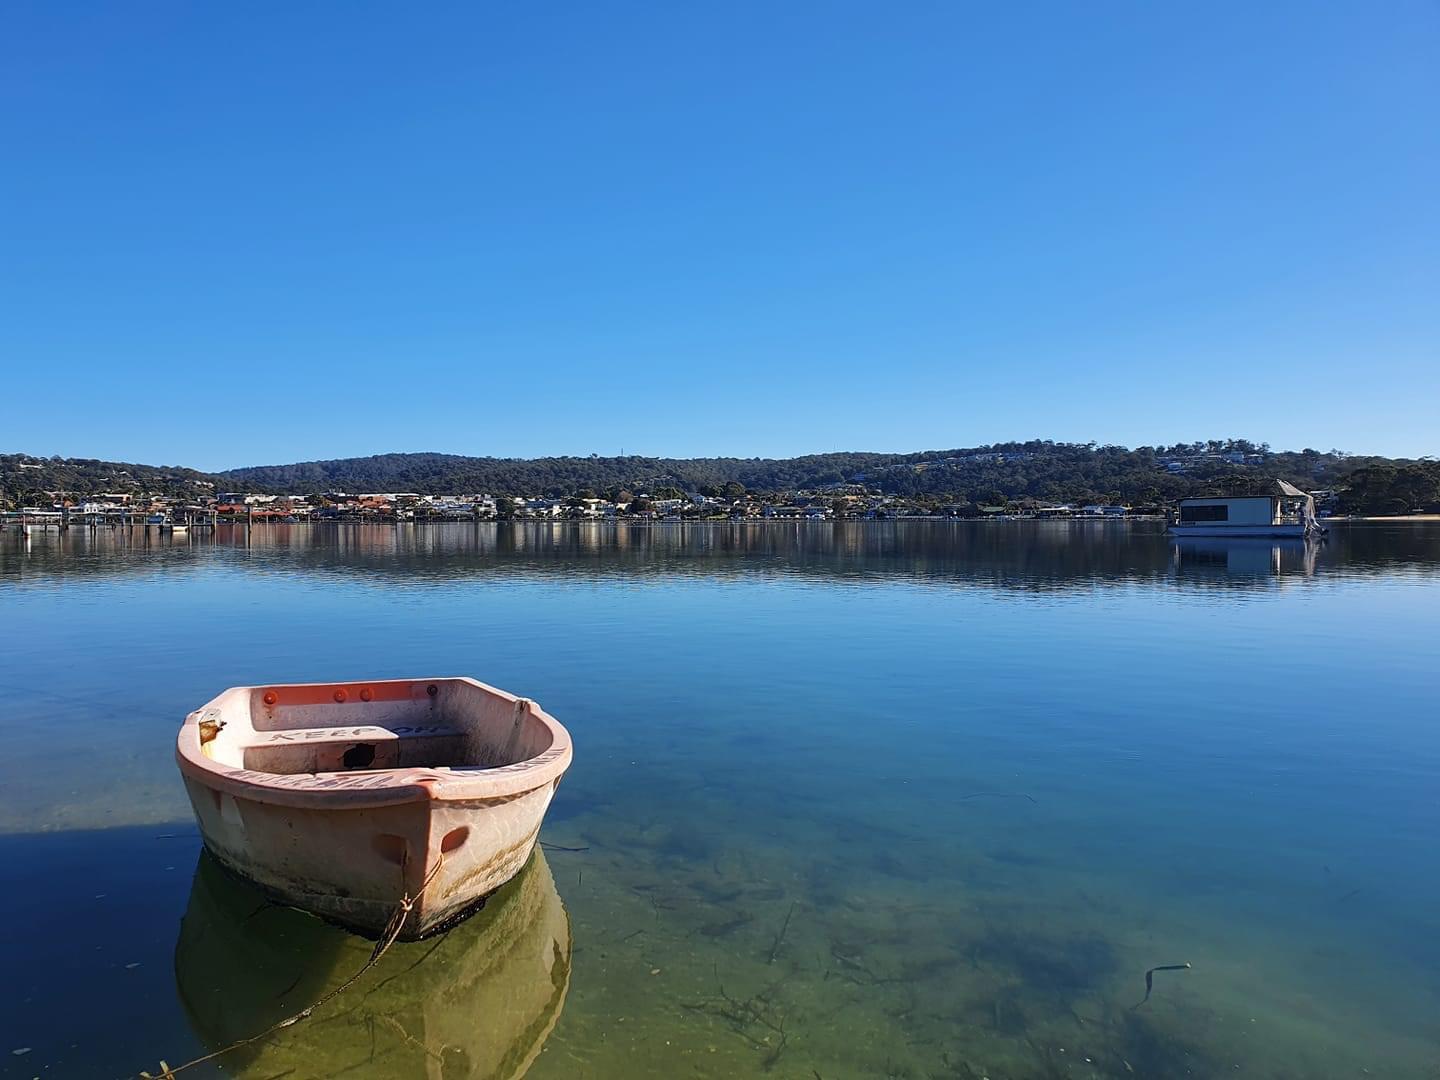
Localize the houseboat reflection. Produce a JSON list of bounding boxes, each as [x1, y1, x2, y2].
[[1171, 536, 1318, 579]]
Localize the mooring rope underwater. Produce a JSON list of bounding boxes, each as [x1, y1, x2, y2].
[[1132, 962, 1191, 1008], [137, 853, 446, 1079]]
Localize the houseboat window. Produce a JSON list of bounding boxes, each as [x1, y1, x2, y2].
[[1179, 504, 1229, 523]]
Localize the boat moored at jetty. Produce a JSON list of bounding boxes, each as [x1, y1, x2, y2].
[[176, 677, 572, 939], [1168, 479, 1328, 539]]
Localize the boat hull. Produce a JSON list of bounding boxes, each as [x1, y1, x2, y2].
[[1167, 523, 1311, 538], [181, 775, 557, 938]]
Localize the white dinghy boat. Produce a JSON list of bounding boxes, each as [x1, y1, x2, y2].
[[176, 677, 573, 939]]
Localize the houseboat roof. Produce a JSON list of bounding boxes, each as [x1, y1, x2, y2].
[[1181, 479, 1309, 503]]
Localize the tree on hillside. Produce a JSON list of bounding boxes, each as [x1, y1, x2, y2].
[[1341, 463, 1440, 515]]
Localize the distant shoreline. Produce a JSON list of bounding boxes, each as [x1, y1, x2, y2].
[[9, 514, 1440, 533]]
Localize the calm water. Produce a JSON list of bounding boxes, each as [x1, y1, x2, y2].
[[1, 521, 1438, 1079]]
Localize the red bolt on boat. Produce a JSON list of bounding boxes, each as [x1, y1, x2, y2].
[[176, 678, 573, 939]]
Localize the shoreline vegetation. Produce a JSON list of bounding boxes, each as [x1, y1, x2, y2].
[[4, 439, 1439, 521]]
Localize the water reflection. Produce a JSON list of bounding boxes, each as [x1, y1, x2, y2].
[[1171, 537, 1319, 580], [6, 520, 1439, 593], [175, 848, 570, 1079]]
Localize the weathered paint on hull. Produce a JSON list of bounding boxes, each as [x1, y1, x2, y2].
[[181, 777, 558, 938]]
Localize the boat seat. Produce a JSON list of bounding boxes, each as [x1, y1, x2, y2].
[[240, 724, 468, 775]]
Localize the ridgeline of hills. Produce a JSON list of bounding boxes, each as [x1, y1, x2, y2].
[[4, 441, 1439, 514]]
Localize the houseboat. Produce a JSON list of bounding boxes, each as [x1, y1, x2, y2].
[[1168, 479, 1328, 538], [176, 677, 573, 939]]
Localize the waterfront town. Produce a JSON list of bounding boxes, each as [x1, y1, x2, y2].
[[0, 482, 1344, 528], [3, 486, 1146, 526]]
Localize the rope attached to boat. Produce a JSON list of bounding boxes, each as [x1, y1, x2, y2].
[[137, 853, 446, 1080]]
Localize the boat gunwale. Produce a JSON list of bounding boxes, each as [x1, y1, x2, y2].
[[176, 676, 572, 809]]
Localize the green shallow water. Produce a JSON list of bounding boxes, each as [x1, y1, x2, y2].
[[1, 522, 1438, 1078]]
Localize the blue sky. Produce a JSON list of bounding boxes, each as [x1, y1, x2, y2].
[[2, 2, 1435, 471]]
